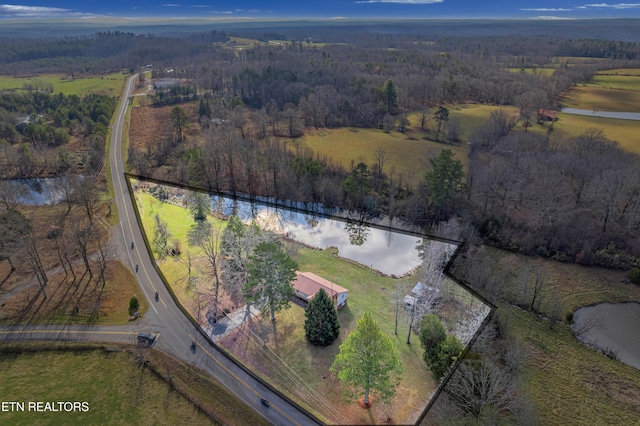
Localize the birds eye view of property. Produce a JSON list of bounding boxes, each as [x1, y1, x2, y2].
[[1, 1, 640, 425]]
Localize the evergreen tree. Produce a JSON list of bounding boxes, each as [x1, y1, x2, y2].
[[424, 149, 466, 210], [304, 288, 340, 346], [245, 241, 297, 322]]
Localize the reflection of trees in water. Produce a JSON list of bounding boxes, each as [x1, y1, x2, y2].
[[305, 214, 319, 228], [345, 220, 369, 246]]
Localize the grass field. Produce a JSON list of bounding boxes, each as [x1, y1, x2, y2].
[[300, 105, 517, 182], [559, 85, 640, 111], [461, 246, 640, 425], [587, 74, 640, 92], [0, 72, 127, 96], [597, 68, 640, 76], [554, 112, 640, 155], [508, 306, 640, 426], [0, 343, 270, 426]]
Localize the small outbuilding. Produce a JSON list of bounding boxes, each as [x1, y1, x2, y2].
[[292, 271, 349, 308], [537, 109, 557, 122]]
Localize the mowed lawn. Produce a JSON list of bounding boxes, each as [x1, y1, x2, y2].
[[260, 247, 439, 424], [133, 187, 228, 310], [0, 72, 127, 96]]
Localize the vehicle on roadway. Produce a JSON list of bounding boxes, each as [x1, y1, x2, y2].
[[261, 398, 270, 408]]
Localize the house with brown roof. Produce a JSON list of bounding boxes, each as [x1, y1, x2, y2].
[[292, 271, 349, 308], [537, 108, 557, 122]]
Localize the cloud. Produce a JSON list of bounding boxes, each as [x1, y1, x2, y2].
[[520, 8, 572, 11], [582, 2, 640, 7], [530, 15, 576, 19], [192, 5, 211, 7], [161, 3, 181, 7], [210, 10, 233, 14], [0, 4, 78, 18], [355, 0, 443, 4]]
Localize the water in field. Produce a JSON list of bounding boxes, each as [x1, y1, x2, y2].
[[572, 302, 640, 370]]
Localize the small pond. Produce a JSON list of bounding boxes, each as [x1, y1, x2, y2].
[[4, 176, 79, 206], [206, 195, 457, 276], [572, 302, 640, 370], [560, 107, 640, 121]]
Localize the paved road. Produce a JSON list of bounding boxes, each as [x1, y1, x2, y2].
[[1, 75, 321, 426]]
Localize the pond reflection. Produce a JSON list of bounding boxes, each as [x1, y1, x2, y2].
[[207, 194, 432, 276]]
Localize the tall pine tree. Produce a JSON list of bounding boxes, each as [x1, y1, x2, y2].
[[304, 288, 340, 346]]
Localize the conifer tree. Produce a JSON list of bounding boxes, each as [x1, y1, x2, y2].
[[304, 288, 340, 346]]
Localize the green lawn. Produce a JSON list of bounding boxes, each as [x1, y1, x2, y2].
[[0, 72, 127, 96], [0, 343, 269, 426]]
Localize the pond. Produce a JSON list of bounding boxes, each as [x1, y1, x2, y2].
[[206, 195, 457, 276], [560, 107, 640, 121], [4, 176, 79, 206], [572, 302, 640, 370]]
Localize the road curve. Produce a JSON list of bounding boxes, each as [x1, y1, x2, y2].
[[1, 75, 322, 426]]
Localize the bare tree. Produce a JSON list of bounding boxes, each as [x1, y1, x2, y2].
[[446, 359, 520, 418], [26, 228, 47, 299], [199, 222, 223, 324], [0, 180, 28, 212]]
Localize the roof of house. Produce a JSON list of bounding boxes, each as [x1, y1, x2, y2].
[[292, 271, 348, 300], [538, 108, 557, 119]]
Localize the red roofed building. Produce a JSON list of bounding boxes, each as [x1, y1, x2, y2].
[[537, 109, 557, 122], [292, 272, 349, 308]]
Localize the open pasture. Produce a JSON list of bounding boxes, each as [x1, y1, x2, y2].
[[587, 74, 640, 92], [559, 85, 640, 111], [0, 72, 127, 96], [300, 104, 517, 181], [597, 68, 640, 76], [555, 113, 640, 155]]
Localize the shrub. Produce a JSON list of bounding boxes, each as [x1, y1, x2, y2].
[[129, 296, 139, 311], [629, 268, 640, 285]]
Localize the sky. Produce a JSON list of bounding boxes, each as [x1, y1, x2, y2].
[[0, 1, 640, 20]]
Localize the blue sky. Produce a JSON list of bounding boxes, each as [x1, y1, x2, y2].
[[1, 1, 640, 20]]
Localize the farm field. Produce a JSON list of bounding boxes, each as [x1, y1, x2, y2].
[[587, 74, 640, 91], [0, 343, 269, 426], [560, 85, 640, 111], [596, 68, 640, 76], [300, 104, 516, 180], [0, 72, 127, 96], [554, 112, 640, 155]]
